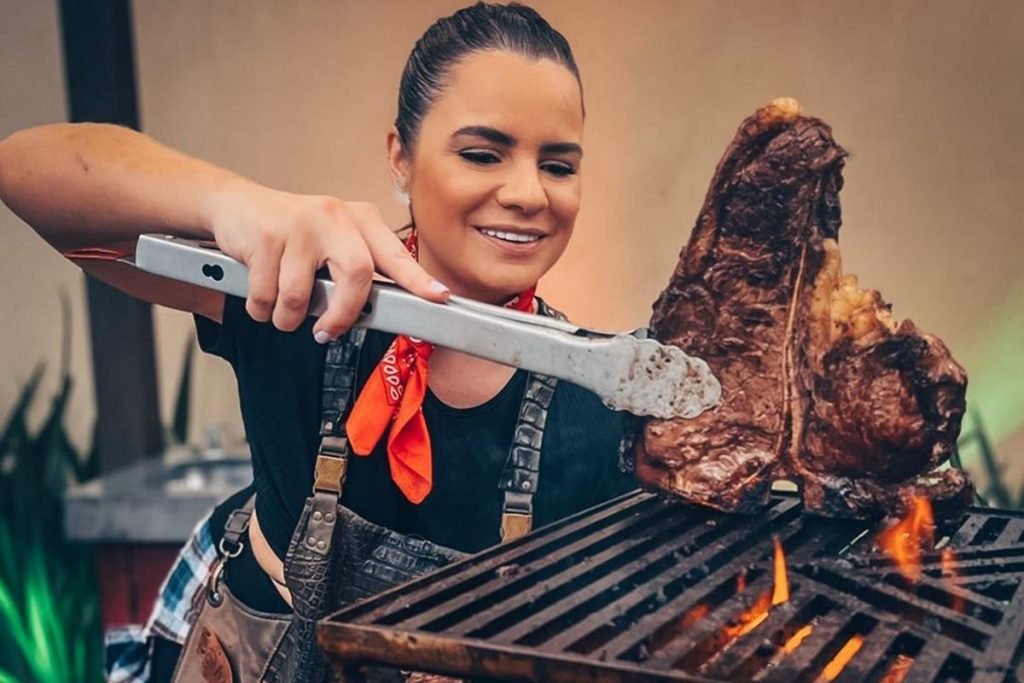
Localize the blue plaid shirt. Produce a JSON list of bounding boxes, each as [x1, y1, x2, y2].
[[104, 510, 218, 683]]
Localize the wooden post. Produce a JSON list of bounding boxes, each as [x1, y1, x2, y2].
[[56, 0, 165, 472]]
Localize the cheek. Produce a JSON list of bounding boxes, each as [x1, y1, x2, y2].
[[416, 165, 491, 225], [549, 183, 581, 232]]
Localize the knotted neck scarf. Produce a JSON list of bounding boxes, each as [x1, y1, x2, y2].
[[346, 230, 537, 504]]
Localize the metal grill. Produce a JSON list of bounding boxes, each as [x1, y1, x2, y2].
[[318, 491, 1024, 682]]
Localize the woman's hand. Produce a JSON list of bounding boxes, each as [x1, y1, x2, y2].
[[0, 123, 446, 339], [206, 183, 449, 341]]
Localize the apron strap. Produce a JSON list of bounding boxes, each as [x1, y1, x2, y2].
[[499, 372, 557, 541], [218, 495, 256, 558], [260, 332, 369, 683], [312, 328, 366, 496], [206, 495, 256, 607], [497, 298, 565, 542]]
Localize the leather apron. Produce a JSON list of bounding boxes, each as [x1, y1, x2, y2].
[[172, 302, 564, 683]]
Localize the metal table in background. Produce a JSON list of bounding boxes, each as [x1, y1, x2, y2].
[[64, 447, 252, 629]]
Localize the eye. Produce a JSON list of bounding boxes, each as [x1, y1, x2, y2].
[[459, 150, 501, 165], [541, 161, 576, 178]]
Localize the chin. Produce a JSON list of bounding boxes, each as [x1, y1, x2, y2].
[[467, 267, 544, 302]]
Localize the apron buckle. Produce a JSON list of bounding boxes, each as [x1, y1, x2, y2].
[[314, 451, 348, 494], [500, 511, 533, 542]]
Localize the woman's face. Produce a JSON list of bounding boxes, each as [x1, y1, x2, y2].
[[389, 50, 584, 303]]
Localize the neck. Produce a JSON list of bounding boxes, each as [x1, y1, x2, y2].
[[428, 345, 519, 408]]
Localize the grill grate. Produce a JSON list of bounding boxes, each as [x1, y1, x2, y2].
[[319, 491, 1024, 682]]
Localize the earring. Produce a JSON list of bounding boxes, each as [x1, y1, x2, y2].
[[392, 178, 410, 206]]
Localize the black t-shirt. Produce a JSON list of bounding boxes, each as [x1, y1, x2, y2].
[[195, 295, 637, 558]]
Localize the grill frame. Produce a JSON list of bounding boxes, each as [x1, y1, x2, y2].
[[318, 490, 1024, 683]]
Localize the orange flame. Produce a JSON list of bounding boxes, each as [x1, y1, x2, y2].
[[817, 635, 865, 682], [781, 624, 814, 654], [877, 496, 934, 581], [679, 603, 711, 629], [879, 654, 915, 683], [722, 537, 790, 639], [772, 536, 789, 605], [722, 590, 771, 639], [941, 547, 966, 613]]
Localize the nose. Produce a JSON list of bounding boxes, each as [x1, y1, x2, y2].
[[495, 161, 549, 214]]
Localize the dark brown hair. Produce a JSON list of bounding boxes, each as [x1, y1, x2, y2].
[[395, 2, 583, 152]]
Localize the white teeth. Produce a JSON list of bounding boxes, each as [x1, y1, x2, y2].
[[479, 228, 541, 243]]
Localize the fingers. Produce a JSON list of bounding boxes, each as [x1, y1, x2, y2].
[[360, 220, 450, 303], [231, 195, 439, 342], [272, 233, 316, 332], [312, 228, 375, 341], [245, 239, 283, 322]]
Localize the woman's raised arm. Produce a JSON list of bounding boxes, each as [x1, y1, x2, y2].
[[0, 123, 447, 336]]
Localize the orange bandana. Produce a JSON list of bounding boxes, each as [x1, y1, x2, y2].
[[346, 232, 536, 503]]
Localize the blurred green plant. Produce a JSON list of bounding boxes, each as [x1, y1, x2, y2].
[[170, 336, 194, 446], [0, 294, 196, 683], [0, 292, 101, 683], [954, 409, 1021, 510], [960, 277, 1024, 454]]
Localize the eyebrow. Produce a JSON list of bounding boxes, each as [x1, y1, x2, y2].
[[452, 125, 583, 156]]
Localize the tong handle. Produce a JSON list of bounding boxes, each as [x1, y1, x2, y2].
[[131, 234, 721, 419], [132, 234, 590, 335]]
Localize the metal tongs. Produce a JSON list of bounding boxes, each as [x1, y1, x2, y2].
[[127, 235, 721, 420]]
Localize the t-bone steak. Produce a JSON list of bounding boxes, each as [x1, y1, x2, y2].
[[635, 98, 973, 519]]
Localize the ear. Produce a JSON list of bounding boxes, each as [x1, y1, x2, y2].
[[386, 126, 411, 189]]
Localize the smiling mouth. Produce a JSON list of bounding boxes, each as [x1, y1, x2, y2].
[[475, 227, 545, 244]]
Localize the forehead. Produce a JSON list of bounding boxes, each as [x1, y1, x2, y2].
[[420, 50, 584, 145]]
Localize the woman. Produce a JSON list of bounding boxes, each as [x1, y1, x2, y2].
[[0, 3, 636, 681]]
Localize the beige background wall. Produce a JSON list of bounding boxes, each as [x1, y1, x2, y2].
[[0, 0, 98, 449], [2, 1, 1022, 487]]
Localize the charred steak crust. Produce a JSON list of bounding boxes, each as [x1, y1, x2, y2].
[[636, 99, 972, 519]]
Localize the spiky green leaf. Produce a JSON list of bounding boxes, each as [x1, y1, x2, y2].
[[0, 668, 24, 683], [172, 338, 194, 444]]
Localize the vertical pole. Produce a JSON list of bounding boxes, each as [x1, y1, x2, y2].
[[56, 0, 164, 472]]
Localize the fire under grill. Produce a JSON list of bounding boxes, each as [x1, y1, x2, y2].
[[318, 491, 1024, 682]]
